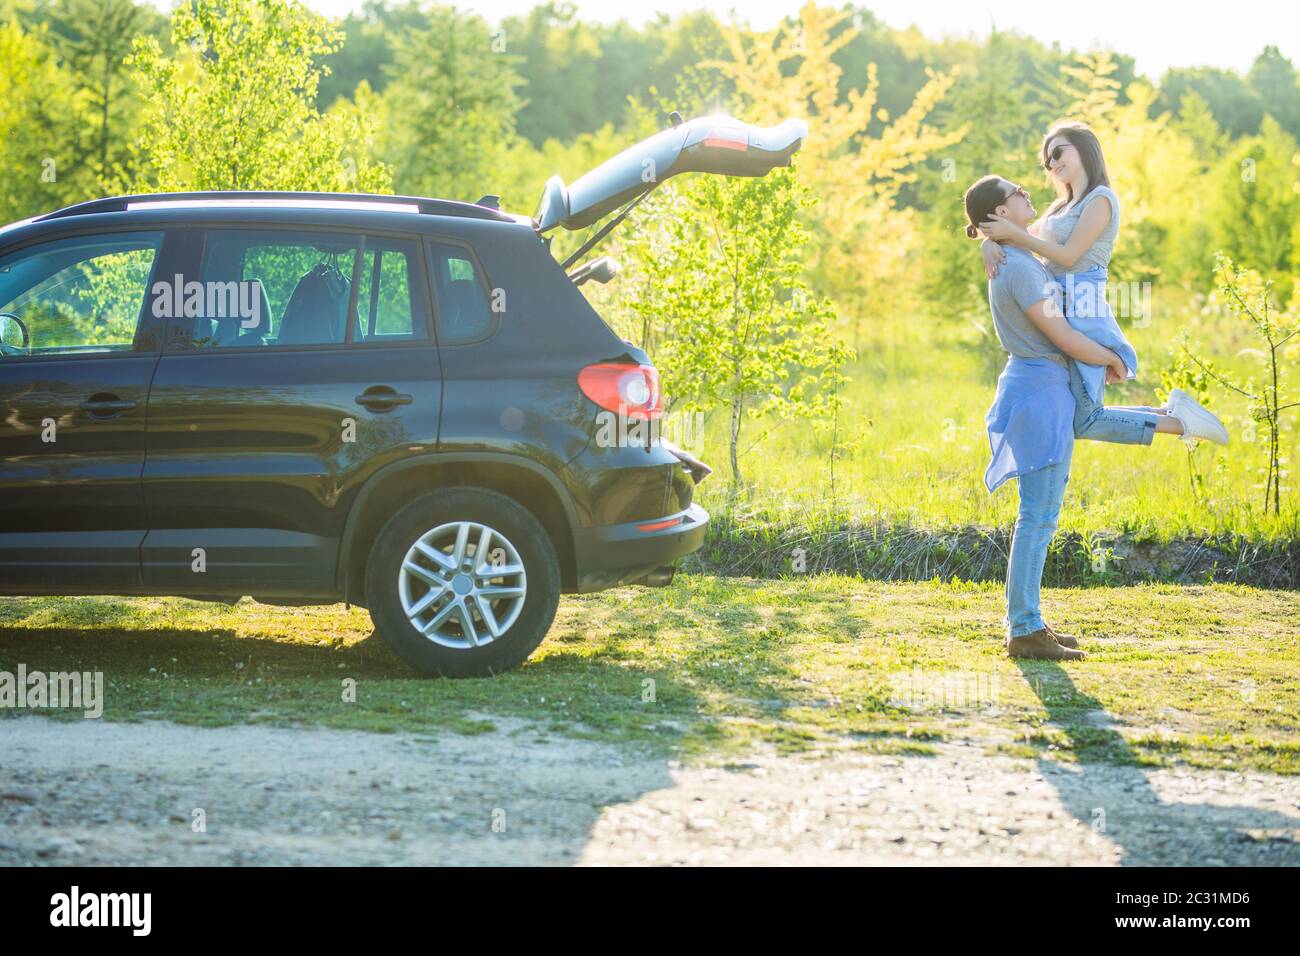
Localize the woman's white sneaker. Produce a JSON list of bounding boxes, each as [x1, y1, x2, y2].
[[1166, 388, 1229, 446]]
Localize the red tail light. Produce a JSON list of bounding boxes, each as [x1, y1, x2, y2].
[[701, 127, 749, 151], [578, 362, 662, 420]]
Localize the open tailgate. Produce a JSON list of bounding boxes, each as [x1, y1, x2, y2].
[[536, 115, 808, 233]]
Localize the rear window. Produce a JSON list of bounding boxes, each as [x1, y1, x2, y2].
[[427, 242, 494, 344]]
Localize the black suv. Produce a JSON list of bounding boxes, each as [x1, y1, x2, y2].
[[0, 115, 805, 676]]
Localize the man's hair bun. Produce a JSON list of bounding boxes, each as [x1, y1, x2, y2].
[[963, 175, 1008, 242]]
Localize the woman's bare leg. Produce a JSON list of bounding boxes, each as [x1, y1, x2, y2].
[[1103, 397, 1183, 434], [1092, 379, 1222, 442], [1153, 414, 1184, 435], [1109, 404, 1169, 414]]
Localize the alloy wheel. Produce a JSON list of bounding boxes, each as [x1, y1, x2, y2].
[[397, 521, 527, 649]]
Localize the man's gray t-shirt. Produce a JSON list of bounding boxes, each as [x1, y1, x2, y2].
[[987, 246, 1065, 364]]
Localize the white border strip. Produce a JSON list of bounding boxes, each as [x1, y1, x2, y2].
[[125, 199, 422, 213]]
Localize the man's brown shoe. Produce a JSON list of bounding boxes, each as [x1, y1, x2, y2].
[[1006, 628, 1086, 660], [1044, 623, 1079, 649]]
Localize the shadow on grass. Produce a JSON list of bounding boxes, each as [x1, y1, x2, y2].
[[0, 586, 845, 864], [0, 606, 699, 865], [1015, 660, 1299, 865], [0, 619, 686, 730], [0, 587, 825, 751]]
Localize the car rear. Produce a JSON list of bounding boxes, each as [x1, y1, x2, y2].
[[424, 213, 708, 594]]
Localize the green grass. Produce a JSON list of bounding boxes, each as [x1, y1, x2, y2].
[[3, 575, 1298, 773], [671, 289, 1299, 545]]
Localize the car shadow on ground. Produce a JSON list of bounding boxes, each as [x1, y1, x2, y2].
[[1015, 660, 1300, 865], [0, 591, 823, 864], [0, 710, 684, 866], [0, 589, 817, 753], [0, 619, 693, 866]]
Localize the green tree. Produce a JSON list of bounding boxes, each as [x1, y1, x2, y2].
[[128, 0, 390, 192], [1247, 45, 1300, 140], [1055, 50, 1122, 127], [1174, 89, 1226, 162], [501, 3, 726, 148], [830, 6, 932, 125], [1156, 65, 1263, 139], [0, 17, 81, 220], [1177, 257, 1298, 516], [626, 167, 853, 486], [378, 5, 523, 201], [503, 2, 603, 147], [707, 3, 962, 353], [1216, 116, 1300, 288], [919, 27, 1045, 323], [1087, 79, 1208, 287], [316, 0, 430, 108], [48, 0, 161, 191]]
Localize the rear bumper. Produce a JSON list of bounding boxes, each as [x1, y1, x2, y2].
[[569, 503, 709, 593]]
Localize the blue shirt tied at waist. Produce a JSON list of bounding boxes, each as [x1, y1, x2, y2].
[[984, 355, 1075, 494], [1057, 266, 1139, 405]]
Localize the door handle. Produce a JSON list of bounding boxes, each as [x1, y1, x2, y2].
[[79, 395, 138, 419], [355, 386, 412, 412]]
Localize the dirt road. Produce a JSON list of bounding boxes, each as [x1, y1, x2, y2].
[[1, 716, 1297, 865]]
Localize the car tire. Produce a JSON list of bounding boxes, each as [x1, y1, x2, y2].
[[365, 487, 561, 678]]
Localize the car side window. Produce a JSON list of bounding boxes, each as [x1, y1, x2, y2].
[[0, 232, 163, 359], [427, 242, 494, 344], [354, 238, 430, 344], [169, 230, 361, 350]]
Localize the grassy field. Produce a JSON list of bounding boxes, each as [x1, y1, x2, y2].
[[3, 576, 1298, 774], [668, 289, 1299, 545]]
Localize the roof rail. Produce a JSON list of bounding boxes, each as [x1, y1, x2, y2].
[[37, 191, 515, 223]]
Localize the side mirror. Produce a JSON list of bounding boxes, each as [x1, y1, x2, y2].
[[0, 312, 30, 354]]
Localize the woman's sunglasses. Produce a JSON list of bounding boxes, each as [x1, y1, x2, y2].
[[1044, 143, 1072, 168], [1001, 183, 1030, 202]]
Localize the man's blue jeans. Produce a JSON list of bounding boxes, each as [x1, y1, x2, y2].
[[1005, 364, 1160, 639], [1005, 439, 1074, 639]]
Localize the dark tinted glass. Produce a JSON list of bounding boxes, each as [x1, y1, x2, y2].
[[0, 232, 162, 357], [428, 242, 493, 344]]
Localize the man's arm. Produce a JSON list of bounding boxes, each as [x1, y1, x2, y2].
[[1024, 295, 1124, 370]]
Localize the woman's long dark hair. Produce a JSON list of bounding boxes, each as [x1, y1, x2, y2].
[[1042, 122, 1110, 216], [963, 175, 1010, 239]]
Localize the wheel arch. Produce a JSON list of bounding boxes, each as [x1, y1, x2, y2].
[[337, 453, 580, 604]]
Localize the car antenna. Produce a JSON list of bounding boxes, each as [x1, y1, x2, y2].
[[668, 110, 683, 128]]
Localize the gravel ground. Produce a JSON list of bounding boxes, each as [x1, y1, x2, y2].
[[1, 716, 1297, 866]]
